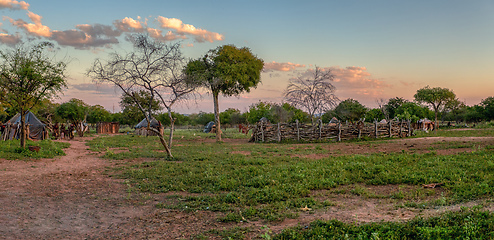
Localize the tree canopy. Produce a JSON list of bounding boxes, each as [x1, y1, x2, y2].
[[414, 86, 456, 131], [185, 44, 263, 141], [0, 42, 67, 147]]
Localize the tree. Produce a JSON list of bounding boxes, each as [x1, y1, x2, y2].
[[385, 97, 407, 120], [283, 67, 339, 124], [87, 105, 112, 124], [414, 86, 456, 131], [185, 45, 264, 141], [246, 101, 274, 124], [88, 34, 196, 157], [480, 97, 494, 121], [365, 108, 385, 122], [56, 98, 89, 137], [0, 42, 67, 147], [119, 91, 162, 125], [332, 98, 367, 122]]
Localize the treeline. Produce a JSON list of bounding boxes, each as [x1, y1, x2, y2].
[[2, 94, 492, 128]]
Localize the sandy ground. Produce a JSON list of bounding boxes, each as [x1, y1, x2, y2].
[[1, 134, 494, 239]]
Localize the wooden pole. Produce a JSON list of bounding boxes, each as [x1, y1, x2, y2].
[[337, 122, 342, 142], [374, 121, 378, 139], [318, 119, 322, 139], [296, 119, 300, 142], [277, 122, 281, 142], [389, 120, 392, 138], [260, 122, 265, 142]]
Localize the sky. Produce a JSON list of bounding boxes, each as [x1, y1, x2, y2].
[[0, 0, 492, 114]]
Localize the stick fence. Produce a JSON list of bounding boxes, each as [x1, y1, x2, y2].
[[250, 120, 412, 143]]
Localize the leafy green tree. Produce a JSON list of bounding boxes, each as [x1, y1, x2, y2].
[[185, 45, 264, 141], [481, 97, 494, 120], [385, 97, 407, 120], [279, 103, 310, 123], [119, 91, 162, 125], [414, 86, 456, 131], [220, 108, 242, 125], [190, 112, 215, 126], [87, 105, 112, 124], [246, 101, 274, 124], [395, 102, 432, 122], [55, 99, 89, 137], [0, 42, 67, 147], [333, 99, 368, 122], [157, 112, 190, 126], [365, 108, 385, 122]]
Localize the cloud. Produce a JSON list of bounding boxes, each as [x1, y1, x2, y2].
[[330, 66, 390, 90], [50, 29, 119, 49], [76, 23, 121, 38], [263, 61, 306, 72], [146, 27, 186, 42], [0, 0, 29, 10], [0, 33, 21, 45], [4, 11, 51, 37], [113, 17, 145, 32], [156, 16, 224, 43]]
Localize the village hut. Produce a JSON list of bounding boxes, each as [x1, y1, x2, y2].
[[96, 122, 120, 134], [1, 111, 48, 141], [134, 118, 163, 136]]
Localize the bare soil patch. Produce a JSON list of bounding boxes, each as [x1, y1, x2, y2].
[[1, 135, 493, 239]]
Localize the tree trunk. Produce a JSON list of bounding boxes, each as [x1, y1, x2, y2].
[[167, 109, 175, 148], [20, 110, 26, 148], [434, 108, 438, 132], [213, 91, 222, 142], [156, 128, 173, 158]]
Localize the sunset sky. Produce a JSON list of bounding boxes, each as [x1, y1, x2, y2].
[[0, 0, 492, 114]]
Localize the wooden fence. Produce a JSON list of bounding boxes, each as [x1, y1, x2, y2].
[[250, 120, 412, 143]]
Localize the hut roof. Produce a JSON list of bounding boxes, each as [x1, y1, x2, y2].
[[135, 118, 160, 129], [8, 111, 45, 127]]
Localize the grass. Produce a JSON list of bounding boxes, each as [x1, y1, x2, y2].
[[0, 139, 69, 160], [274, 206, 494, 239], [85, 127, 494, 226]]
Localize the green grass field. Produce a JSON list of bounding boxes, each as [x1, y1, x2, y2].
[[85, 127, 494, 239]]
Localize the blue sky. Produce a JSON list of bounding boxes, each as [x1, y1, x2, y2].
[[0, 0, 492, 113]]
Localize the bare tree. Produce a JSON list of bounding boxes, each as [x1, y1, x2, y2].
[[87, 34, 196, 158], [283, 67, 339, 124], [376, 98, 389, 120]]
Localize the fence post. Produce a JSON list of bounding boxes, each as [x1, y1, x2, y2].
[[408, 120, 412, 137], [399, 120, 403, 137], [338, 122, 342, 142], [389, 120, 392, 138], [296, 119, 300, 142], [277, 122, 281, 142], [318, 119, 322, 139], [260, 122, 265, 142], [374, 121, 378, 139], [358, 121, 362, 139]]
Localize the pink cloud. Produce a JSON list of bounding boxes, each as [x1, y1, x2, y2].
[[263, 61, 306, 72], [50, 29, 119, 49], [0, 0, 29, 10], [0, 33, 20, 45], [4, 11, 51, 37], [113, 17, 145, 32], [146, 28, 186, 42], [156, 16, 224, 43]]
